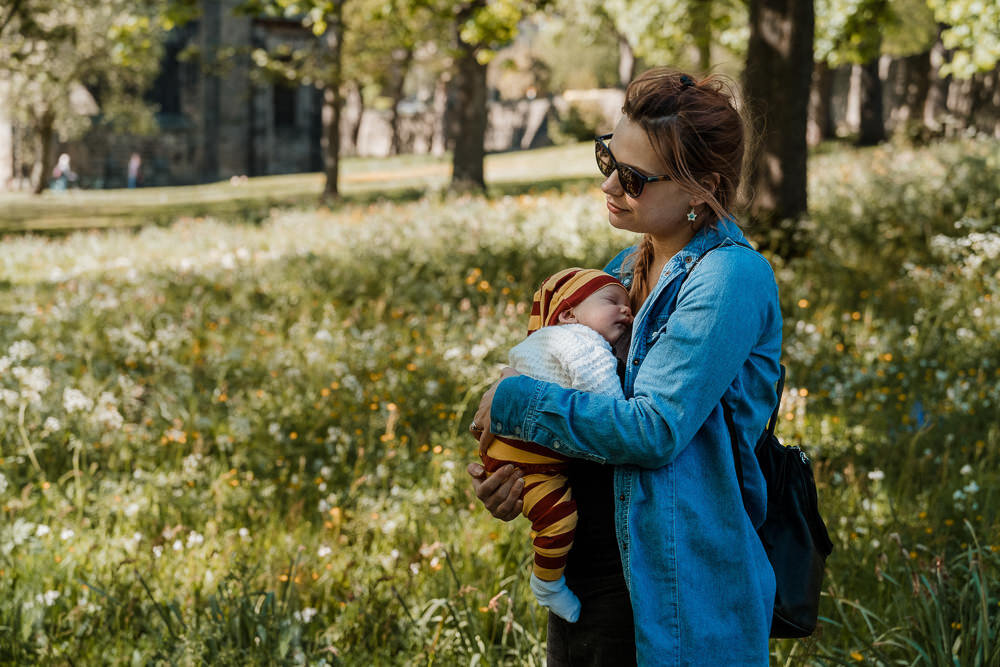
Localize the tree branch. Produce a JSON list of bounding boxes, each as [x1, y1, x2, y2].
[[0, 0, 25, 39]]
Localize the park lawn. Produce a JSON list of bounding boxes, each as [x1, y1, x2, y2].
[[0, 142, 596, 234], [0, 137, 998, 664]]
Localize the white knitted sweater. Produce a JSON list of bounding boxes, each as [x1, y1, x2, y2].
[[507, 323, 625, 399]]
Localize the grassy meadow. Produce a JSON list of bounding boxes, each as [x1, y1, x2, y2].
[[0, 138, 998, 665]]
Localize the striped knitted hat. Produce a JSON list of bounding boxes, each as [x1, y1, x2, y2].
[[527, 268, 625, 335]]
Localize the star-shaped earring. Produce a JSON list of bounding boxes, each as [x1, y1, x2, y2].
[[687, 208, 697, 222]]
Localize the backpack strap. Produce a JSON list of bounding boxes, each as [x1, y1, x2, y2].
[[725, 364, 786, 512], [675, 237, 781, 509]]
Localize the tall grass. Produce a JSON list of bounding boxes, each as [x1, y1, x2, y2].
[[0, 137, 997, 664]]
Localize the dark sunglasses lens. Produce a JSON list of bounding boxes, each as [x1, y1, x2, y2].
[[619, 166, 643, 197], [595, 141, 614, 177]]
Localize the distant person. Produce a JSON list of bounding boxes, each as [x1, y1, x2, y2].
[[51, 153, 77, 191], [477, 268, 632, 623], [127, 152, 142, 189], [467, 68, 782, 665]]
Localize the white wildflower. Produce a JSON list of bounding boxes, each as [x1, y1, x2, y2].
[[13, 366, 49, 403], [43, 416, 61, 432], [867, 469, 885, 481], [173, 539, 184, 551], [63, 388, 93, 413], [152, 545, 163, 558], [182, 453, 203, 476], [0, 472, 7, 495], [35, 524, 50, 537], [186, 531, 204, 548], [238, 527, 250, 540], [0, 389, 18, 408], [294, 607, 318, 623], [60, 528, 74, 541], [317, 545, 332, 558], [963, 481, 979, 494], [8, 340, 36, 361], [314, 329, 333, 343], [36, 590, 60, 606], [959, 464, 973, 475], [92, 392, 124, 430]]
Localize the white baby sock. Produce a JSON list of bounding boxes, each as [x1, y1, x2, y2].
[[530, 573, 581, 623]]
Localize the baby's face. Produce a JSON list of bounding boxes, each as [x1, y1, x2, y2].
[[562, 284, 633, 343]]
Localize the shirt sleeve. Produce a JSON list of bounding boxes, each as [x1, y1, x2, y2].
[[490, 247, 780, 468]]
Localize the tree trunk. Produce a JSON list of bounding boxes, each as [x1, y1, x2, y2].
[[886, 50, 930, 139], [807, 59, 834, 146], [743, 0, 814, 256], [448, 26, 487, 192], [617, 33, 635, 88], [924, 25, 949, 131], [320, 4, 344, 203], [31, 109, 55, 195], [340, 80, 363, 157], [690, 0, 712, 73], [856, 54, 885, 145], [389, 47, 413, 156]]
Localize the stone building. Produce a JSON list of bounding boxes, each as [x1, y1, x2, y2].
[[1, 0, 325, 189]]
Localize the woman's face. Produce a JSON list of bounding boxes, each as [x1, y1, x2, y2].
[[600, 117, 697, 245]]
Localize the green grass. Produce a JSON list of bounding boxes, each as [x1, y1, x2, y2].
[[0, 143, 597, 234], [0, 137, 998, 664]]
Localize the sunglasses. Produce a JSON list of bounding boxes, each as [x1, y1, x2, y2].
[[595, 133, 672, 198]]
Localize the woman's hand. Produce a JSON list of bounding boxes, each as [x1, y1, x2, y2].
[[467, 367, 523, 521], [466, 462, 524, 521]]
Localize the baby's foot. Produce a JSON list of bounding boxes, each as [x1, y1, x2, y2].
[[530, 573, 581, 623]]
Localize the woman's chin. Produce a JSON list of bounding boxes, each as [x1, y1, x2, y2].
[[608, 214, 637, 233]]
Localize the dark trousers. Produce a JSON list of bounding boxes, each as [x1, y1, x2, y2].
[[545, 460, 636, 665], [545, 571, 636, 666]]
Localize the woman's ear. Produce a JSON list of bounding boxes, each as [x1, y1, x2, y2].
[[690, 172, 721, 207], [557, 309, 577, 324]]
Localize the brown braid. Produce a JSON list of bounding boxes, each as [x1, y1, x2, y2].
[[626, 235, 656, 309]]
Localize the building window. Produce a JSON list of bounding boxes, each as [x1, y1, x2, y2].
[[273, 84, 297, 128]]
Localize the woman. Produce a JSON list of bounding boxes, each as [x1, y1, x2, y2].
[[468, 68, 782, 665]]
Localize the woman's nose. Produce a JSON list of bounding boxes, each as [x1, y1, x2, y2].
[[600, 171, 622, 195]]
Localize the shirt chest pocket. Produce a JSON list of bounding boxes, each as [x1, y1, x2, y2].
[[647, 316, 670, 345]]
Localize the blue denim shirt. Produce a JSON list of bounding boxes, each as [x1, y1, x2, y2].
[[492, 221, 781, 665]]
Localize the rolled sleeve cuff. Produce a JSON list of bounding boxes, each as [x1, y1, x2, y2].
[[490, 374, 544, 440]]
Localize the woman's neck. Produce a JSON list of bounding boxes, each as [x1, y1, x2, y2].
[[645, 229, 696, 284]]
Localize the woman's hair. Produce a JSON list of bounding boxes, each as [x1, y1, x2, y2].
[[621, 67, 754, 306]]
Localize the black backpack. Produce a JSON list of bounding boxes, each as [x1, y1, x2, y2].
[[722, 366, 834, 638], [683, 241, 834, 638]]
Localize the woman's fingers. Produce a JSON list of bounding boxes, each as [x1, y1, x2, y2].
[[467, 462, 523, 521]]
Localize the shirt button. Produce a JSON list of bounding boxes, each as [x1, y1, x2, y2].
[[619, 494, 626, 501], [622, 542, 628, 551], [494, 421, 502, 431], [632, 359, 640, 366], [513, 426, 521, 436], [685, 256, 692, 263]]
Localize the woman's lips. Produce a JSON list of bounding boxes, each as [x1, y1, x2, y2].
[[607, 200, 628, 215]]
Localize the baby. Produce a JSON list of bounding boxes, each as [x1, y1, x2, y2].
[[480, 268, 632, 622]]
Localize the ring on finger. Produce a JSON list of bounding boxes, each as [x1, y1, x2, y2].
[[469, 421, 484, 433]]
